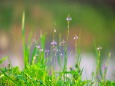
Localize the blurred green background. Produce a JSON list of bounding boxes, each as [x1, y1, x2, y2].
[[0, 0, 115, 53]]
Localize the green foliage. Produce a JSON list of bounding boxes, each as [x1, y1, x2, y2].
[[0, 57, 8, 64]]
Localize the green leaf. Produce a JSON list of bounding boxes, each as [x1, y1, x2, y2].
[[0, 57, 8, 64]]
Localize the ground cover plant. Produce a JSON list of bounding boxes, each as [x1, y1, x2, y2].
[[0, 12, 115, 86]]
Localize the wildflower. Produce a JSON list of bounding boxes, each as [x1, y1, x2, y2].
[[66, 15, 72, 21], [51, 41, 57, 45], [60, 53, 63, 56], [39, 49, 43, 52], [102, 65, 107, 69], [36, 45, 40, 49], [97, 46, 102, 50], [73, 35, 79, 40], [45, 50, 50, 53], [53, 48, 58, 52]]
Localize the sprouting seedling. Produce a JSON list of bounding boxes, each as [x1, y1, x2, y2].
[[66, 14, 72, 41]]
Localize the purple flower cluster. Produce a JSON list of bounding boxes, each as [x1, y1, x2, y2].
[[51, 41, 57, 45], [36, 45, 43, 52], [36, 45, 40, 49], [102, 65, 107, 69], [45, 50, 50, 53]]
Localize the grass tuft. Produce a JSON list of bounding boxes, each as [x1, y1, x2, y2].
[[0, 12, 115, 86]]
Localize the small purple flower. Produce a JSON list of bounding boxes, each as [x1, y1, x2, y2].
[[53, 48, 58, 52], [73, 35, 79, 40], [97, 47, 102, 50], [102, 65, 107, 69], [66, 15, 72, 21], [36, 45, 40, 49], [51, 41, 57, 45], [60, 53, 63, 56], [45, 50, 50, 53]]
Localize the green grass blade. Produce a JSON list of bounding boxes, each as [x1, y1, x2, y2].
[[0, 57, 8, 64], [21, 11, 29, 68]]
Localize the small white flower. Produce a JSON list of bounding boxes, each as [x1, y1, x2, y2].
[[97, 47, 102, 50], [66, 15, 72, 21], [39, 49, 43, 52], [73, 35, 79, 40], [36, 45, 40, 49], [60, 53, 63, 56]]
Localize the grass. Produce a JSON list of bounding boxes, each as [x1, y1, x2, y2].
[[0, 12, 115, 86]]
